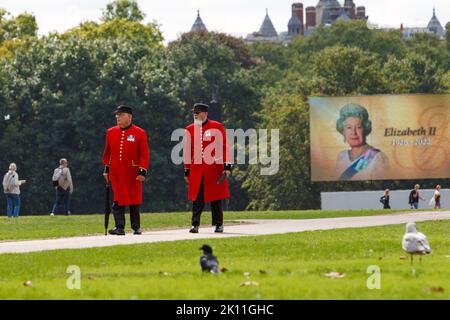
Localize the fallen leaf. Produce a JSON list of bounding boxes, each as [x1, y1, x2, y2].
[[399, 256, 408, 260], [23, 281, 33, 287], [259, 270, 267, 275], [88, 276, 96, 281], [220, 268, 228, 273], [240, 281, 259, 287], [324, 272, 346, 279], [429, 287, 445, 293]]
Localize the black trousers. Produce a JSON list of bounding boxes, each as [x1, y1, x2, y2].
[[112, 202, 140, 231], [192, 178, 223, 227]]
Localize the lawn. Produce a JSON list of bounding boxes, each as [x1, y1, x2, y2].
[[0, 209, 412, 241], [0, 220, 449, 299]]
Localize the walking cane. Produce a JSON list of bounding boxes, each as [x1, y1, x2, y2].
[[104, 183, 111, 236]]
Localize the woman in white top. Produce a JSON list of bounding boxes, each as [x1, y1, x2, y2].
[[2, 163, 26, 218], [430, 185, 441, 209]]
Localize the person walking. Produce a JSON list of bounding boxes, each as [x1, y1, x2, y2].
[[429, 185, 441, 209], [3, 163, 26, 218], [183, 103, 232, 233], [50, 158, 73, 215], [102, 105, 150, 235], [380, 189, 391, 209], [408, 184, 425, 209]]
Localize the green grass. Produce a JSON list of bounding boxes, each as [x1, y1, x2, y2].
[[0, 209, 411, 241], [0, 220, 449, 299]]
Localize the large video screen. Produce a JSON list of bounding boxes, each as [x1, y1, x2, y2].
[[309, 94, 450, 181]]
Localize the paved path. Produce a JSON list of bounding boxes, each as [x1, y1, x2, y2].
[[0, 211, 449, 254]]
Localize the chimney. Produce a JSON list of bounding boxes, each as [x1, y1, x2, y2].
[[356, 6, 366, 20], [292, 3, 304, 35], [306, 6, 316, 28], [344, 0, 356, 19]]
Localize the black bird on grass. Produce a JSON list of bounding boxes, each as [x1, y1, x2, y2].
[[199, 244, 219, 274]]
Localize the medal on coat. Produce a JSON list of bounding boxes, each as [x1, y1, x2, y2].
[[127, 135, 135, 142]]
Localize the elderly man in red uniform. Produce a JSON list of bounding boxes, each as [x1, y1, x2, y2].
[[184, 103, 232, 233], [102, 105, 150, 235]]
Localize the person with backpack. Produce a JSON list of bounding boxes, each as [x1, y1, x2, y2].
[[3, 163, 26, 218], [50, 158, 73, 216]]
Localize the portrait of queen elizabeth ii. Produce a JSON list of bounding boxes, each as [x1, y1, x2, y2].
[[335, 103, 389, 181]]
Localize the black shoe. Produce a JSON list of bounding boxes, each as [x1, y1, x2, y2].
[[133, 229, 142, 235], [189, 226, 199, 233], [214, 225, 224, 233], [108, 228, 125, 236]]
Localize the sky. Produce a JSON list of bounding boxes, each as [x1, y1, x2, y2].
[[0, 0, 448, 43]]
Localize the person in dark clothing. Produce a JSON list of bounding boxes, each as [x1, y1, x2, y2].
[[408, 184, 425, 209], [380, 189, 391, 209]]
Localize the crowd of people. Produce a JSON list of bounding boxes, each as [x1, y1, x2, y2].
[[380, 184, 443, 210]]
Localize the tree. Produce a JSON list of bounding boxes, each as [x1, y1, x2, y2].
[[446, 22, 450, 69], [168, 31, 260, 129], [288, 20, 406, 64], [61, 18, 162, 50], [0, 9, 37, 42], [383, 52, 447, 94], [405, 32, 447, 69], [445, 22, 450, 49], [0, 9, 37, 59], [311, 46, 385, 96], [1, 26, 185, 214], [102, 0, 145, 22], [62, 0, 161, 48], [241, 94, 314, 210]]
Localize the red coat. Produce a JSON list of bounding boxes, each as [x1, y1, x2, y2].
[[102, 124, 150, 206], [184, 119, 231, 203]]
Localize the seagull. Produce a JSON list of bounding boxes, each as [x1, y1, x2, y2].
[[402, 222, 431, 265], [199, 244, 219, 274]]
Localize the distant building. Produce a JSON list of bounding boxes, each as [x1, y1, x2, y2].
[[245, 9, 286, 44], [245, 1, 368, 44], [191, 10, 207, 32], [427, 8, 445, 38], [316, 0, 342, 25], [288, 3, 303, 36], [401, 9, 445, 39], [188, 4, 447, 45]]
